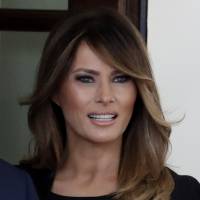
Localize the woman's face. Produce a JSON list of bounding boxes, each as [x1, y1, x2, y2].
[[54, 41, 137, 144]]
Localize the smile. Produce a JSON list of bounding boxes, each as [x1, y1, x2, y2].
[[88, 114, 116, 119], [87, 113, 118, 126]]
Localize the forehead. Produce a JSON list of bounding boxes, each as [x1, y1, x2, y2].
[[70, 41, 117, 73]]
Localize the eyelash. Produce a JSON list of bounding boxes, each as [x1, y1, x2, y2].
[[75, 75, 131, 83], [75, 75, 94, 83]]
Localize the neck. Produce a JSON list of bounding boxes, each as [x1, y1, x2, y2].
[[58, 136, 122, 181]]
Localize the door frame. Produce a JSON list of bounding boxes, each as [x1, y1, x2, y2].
[[0, 0, 148, 40]]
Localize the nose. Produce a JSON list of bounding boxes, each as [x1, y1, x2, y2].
[[95, 81, 116, 105]]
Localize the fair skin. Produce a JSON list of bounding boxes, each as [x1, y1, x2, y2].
[[52, 41, 137, 196]]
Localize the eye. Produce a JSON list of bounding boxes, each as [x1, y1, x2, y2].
[[75, 75, 94, 83], [113, 75, 131, 83]]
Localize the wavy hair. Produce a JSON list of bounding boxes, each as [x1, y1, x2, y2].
[[21, 8, 174, 200]]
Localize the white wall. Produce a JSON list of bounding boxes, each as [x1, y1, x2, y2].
[[148, 0, 200, 181]]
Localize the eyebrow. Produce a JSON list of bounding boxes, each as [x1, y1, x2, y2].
[[71, 68, 122, 76]]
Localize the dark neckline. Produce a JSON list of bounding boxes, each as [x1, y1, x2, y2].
[[49, 191, 116, 200]]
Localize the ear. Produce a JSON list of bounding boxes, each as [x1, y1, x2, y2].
[[51, 94, 60, 106]]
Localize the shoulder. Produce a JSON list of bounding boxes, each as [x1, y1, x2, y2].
[[169, 168, 200, 200], [18, 163, 53, 199], [0, 159, 38, 200], [0, 159, 30, 182]]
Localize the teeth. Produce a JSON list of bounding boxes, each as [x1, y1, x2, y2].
[[88, 114, 115, 120]]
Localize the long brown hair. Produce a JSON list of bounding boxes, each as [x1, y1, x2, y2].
[[21, 8, 174, 200]]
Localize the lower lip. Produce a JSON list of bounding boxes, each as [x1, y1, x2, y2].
[[88, 117, 117, 126]]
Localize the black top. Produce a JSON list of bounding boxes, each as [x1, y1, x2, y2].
[[18, 165, 200, 200], [48, 192, 115, 200]]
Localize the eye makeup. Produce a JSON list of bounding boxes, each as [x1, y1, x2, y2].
[[75, 74, 132, 84], [75, 75, 94, 83], [113, 75, 131, 83]]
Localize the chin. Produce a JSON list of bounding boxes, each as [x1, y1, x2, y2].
[[84, 131, 122, 144]]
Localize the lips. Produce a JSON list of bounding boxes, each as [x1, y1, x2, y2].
[[87, 112, 118, 119], [87, 112, 118, 126]]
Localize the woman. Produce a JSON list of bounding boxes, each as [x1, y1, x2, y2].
[[19, 8, 200, 200]]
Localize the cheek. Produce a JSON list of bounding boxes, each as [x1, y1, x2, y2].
[[117, 86, 137, 132], [58, 85, 94, 114], [116, 85, 137, 111], [58, 88, 86, 129]]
